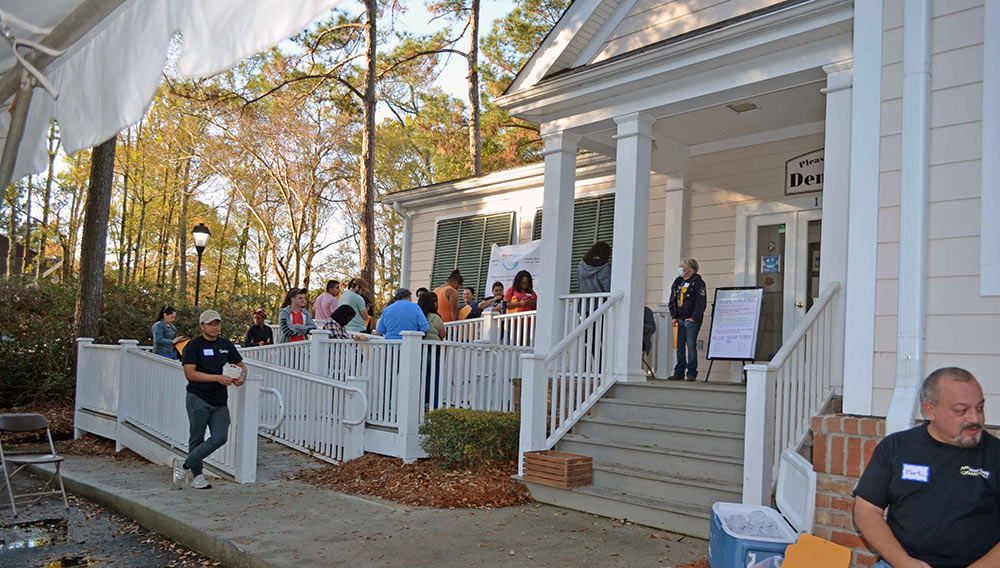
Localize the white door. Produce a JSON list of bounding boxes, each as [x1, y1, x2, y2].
[[740, 200, 821, 361]]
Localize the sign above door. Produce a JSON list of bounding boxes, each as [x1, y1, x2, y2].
[[785, 149, 824, 195]]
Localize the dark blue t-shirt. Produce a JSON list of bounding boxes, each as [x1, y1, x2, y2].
[[181, 335, 242, 406], [854, 424, 1000, 568]]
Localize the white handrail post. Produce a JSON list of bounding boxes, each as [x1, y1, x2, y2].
[[233, 374, 260, 483], [743, 363, 776, 505], [310, 329, 331, 377], [518, 353, 547, 475], [345, 376, 368, 460], [396, 331, 424, 462], [482, 312, 499, 344], [74, 338, 94, 440], [115, 339, 139, 452]]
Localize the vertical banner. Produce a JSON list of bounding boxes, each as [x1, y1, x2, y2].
[[485, 240, 543, 293]]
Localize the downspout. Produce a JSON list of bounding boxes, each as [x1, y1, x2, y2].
[[393, 201, 412, 290], [887, 0, 931, 434]]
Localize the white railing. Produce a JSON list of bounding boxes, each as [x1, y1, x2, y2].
[[419, 340, 525, 421], [75, 339, 263, 482], [518, 293, 623, 473], [492, 310, 536, 346], [560, 293, 611, 336], [443, 317, 483, 342], [245, 358, 366, 464], [241, 340, 311, 373], [743, 282, 842, 505], [75, 340, 121, 418]]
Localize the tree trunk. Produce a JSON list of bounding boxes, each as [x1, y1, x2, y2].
[[117, 135, 129, 284], [233, 216, 251, 291], [74, 136, 117, 340], [36, 122, 59, 280], [4, 186, 15, 278], [21, 176, 32, 274], [359, 0, 378, 289], [177, 161, 190, 298], [468, 0, 482, 176]]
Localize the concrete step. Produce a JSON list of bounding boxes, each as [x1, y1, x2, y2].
[[558, 434, 743, 484], [590, 398, 746, 434], [573, 416, 744, 458], [610, 380, 747, 412], [591, 463, 742, 510], [522, 479, 712, 539]]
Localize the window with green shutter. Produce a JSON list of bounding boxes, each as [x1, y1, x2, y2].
[[430, 212, 515, 297], [531, 194, 615, 293]]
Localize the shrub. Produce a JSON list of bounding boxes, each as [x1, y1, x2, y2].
[[0, 278, 269, 407], [418, 408, 520, 470]]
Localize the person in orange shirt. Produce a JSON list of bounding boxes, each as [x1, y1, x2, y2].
[[434, 270, 463, 322]]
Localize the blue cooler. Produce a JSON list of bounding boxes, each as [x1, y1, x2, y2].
[[708, 450, 817, 568]]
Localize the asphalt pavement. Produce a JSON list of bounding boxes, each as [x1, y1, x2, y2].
[[28, 439, 708, 567]]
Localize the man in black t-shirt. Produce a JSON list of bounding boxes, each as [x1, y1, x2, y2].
[[173, 309, 246, 490], [854, 367, 1000, 568]]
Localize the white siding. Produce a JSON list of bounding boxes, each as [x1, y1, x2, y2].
[[589, 0, 786, 65], [873, 0, 1000, 423]]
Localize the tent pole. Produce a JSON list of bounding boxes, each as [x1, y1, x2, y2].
[[0, 72, 35, 190]]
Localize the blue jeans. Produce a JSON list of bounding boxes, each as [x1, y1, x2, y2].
[[872, 561, 891, 568], [673, 319, 701, 378], [184, 393, 230, 477]]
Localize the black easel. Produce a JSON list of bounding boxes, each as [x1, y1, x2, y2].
[[703, 286, 763, 383]]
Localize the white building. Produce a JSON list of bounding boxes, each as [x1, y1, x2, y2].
[[389, 0, 1000, 542]]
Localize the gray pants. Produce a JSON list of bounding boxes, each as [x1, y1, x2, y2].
[[183, 393, 230, 476]]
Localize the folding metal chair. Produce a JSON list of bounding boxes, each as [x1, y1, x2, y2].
[[0, 413, 69, 516]]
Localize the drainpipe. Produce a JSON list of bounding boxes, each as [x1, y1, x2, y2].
[[887, 0, 931, 435], [393, 201, 412, 290]]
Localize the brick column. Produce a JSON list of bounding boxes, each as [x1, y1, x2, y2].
[[810, 414, 884, 568]]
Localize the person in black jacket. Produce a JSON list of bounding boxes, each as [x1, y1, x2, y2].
[[667, 258, 707, 381]]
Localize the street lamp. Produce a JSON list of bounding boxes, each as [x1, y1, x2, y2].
[[192, 223, 211, 306]]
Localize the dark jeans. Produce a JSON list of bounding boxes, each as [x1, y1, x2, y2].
[[183, 393, 230, 476], [424, 347, 440, 408], [673, 319, 702, 379]]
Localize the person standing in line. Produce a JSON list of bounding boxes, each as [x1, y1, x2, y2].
[[667, 258, 707, 381], [458, 287, 482, 320], [174, 310, 245, 490], [278, 288, 316, 342], [312, 280, 340, 322], [415, 287, 430, 299], [478, 281, 505, 314], [243, 309, 273, 347], [324, 305, 357, 339], [339, 278, 370, 334], [504, 270, 537, 313], [375, 289, 428, 340], [434, 270, 463, 322], [152, 306, 185, 359], [578, 242, 612, 294], [418, 292, 445, 408]]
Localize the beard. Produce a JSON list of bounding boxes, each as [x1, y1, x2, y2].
[[952, 423, 984, 448]]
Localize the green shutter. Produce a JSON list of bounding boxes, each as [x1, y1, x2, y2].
[[532, 195, 615, 293], [429, 212, 514, 295]]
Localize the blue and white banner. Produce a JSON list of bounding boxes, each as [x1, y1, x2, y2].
[[485, 240, 543, 292]]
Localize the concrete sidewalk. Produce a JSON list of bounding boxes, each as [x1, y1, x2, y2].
[[36, 440, 708, 567]]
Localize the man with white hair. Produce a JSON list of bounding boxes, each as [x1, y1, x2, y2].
[[853, 367, 1000, 568]]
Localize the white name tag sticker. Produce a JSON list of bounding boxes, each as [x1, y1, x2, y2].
[[901, 463, 930, 483], [203, 348, 214, 356]]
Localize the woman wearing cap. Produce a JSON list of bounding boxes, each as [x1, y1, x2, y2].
[[278, 287, 316, 343], [244, 309, 274, 347]]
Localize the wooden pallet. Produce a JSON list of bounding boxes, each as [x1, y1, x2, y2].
[[523, 450, 592, 489]]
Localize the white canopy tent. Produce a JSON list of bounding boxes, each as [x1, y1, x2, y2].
[[0, 0, 343, 185]]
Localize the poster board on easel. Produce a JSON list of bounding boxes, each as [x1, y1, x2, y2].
[[706, 287, 764, 361]]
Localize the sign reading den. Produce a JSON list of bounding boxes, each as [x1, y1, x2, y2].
[[785, 149, 824, 195]]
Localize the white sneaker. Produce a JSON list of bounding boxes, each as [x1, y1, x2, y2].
[[171, 459, 188, 490], [190, 474, 212, 489]]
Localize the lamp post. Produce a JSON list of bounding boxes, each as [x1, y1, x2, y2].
[[192, 223, 211, 306]]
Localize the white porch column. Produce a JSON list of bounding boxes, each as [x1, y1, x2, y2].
[[658, 175, 688, 376], [611, 112, 655, 383], [820, 59, 852, 394], [534, 128, 579, 354]]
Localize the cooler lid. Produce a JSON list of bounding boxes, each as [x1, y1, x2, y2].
[[775, 449, 816, 533]]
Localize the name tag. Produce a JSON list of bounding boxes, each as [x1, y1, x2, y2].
[[203, 348, 214, 356], [901, 463, 930, 483]]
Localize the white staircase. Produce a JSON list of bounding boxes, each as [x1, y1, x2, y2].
[[523, 379, 746, 538]]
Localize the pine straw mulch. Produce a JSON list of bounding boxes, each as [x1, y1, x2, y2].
[[677, 557, 709, 568], [294, 453, 533, 509], [57, 432, 146, 461], [0, 403, 75, 442]]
